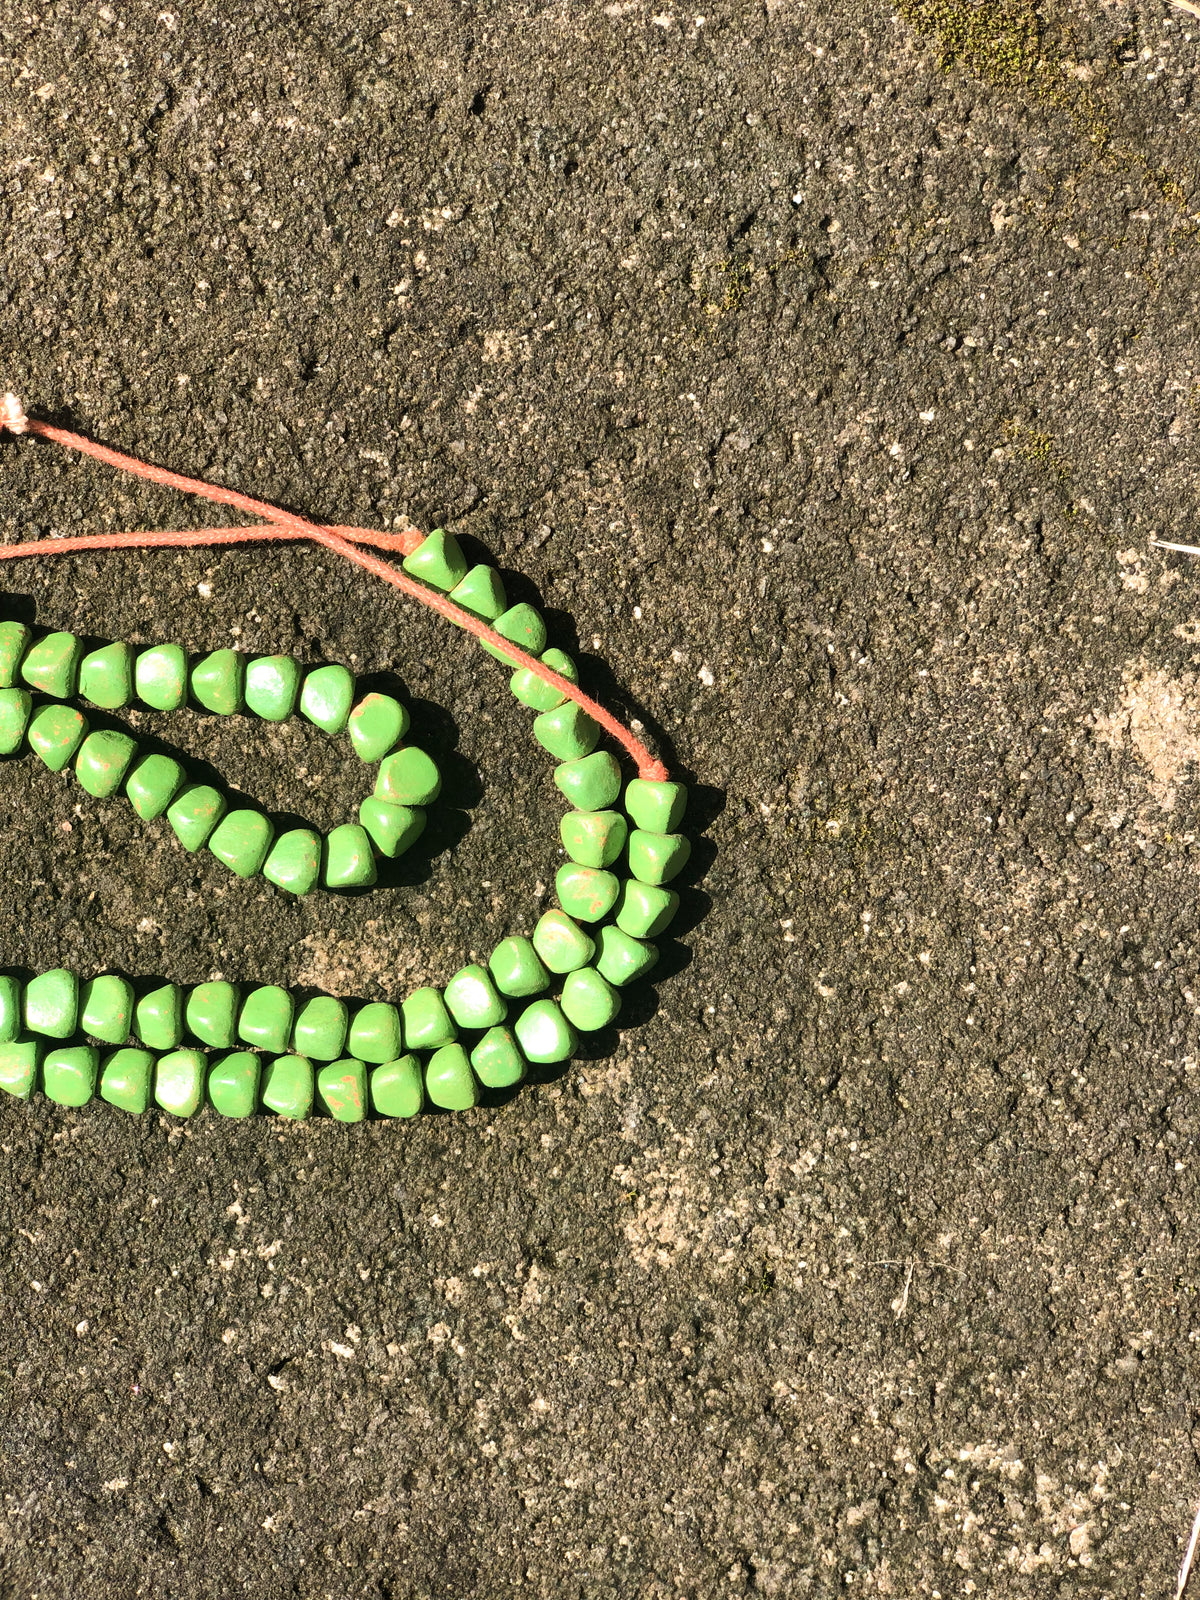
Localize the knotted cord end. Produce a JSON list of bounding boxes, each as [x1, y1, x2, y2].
[[0, 394, 28, 435]]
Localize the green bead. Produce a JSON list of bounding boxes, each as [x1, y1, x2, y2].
[[533, 701, 599, 761], [80, 974, 135, 1044], [402, 527, 469, 591], [167, 783, 227, 851], [28, 703, 88, 771], [625, 778, 687, 833], [20, 630, 82, 697], [560, 967, 621, 1031], [348, 1002, 403, 1064], [480, 602, 547, 664], [135, 984, 183, 1051], [628, 828, 691, 885], [154, 1048, 206, 1117], [24, 969, 79, 1039], [424, 1043, 478, 1110], [444, 964, 507, 1029], [0, 975, 20, 1043], [186, 981, 241, 1049], [554, 751, 621, 810], [488, 936, 550, 998], [401, 987, 456, 1050], [616, 881, 680, 939], [209, 809, 274, 877], [561, 809, 627, 868], [76, 729, 138, 798], [261, 1055, 314, 1119], [245, 654, 301, 721], [43, 1044, 99, 1107], [347, 693, 409, 762], [532, 911, 594, 974], [238, 986, 294, 1054], [0, 687, 32, 755], [510, 647, 578, 712], [125, 752, 186, 820], [555, 863, 620, 923], [262, 828, 323, 895], [370, 1054, 424, 1117], [207, 1051, 261, 1118], [449, 564, 507, 621], [514, 999, 578, 1065], [359, 797, 425, 859], [135, 644, 188, 710], [471, 1026, 526, 1089], [299, 664, 355, 733], [190, 648, 244, 715], [595, 925, 658, 987], [0, 622, 31, 688], [323, 823, 378, 889], [0, 1037, 40, 1099], [375, 747, 441, 806], [78, 641, 134, 709], [292, 996, 349, 1062], [98, 1047, 154, 1114], [317, 1057, 368, 1122]]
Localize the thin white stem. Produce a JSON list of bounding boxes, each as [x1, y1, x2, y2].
[[1177, 1499, 1200, 1600], [1152, 540, 1200, 557]]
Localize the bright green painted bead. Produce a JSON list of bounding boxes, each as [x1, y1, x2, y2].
[[0, 622, 31, 688], [424, 1043, 478, 1111], [348, 1003, 402, 1065], [323, 823, 378, 889], [555, 863, 620, 923], [595, 925, 658, 987], [376, 747, 441, 806], [561, 809, 627, 868], [370, 1054, 424, 1117], [167, 784, 227, 851], [238, 986, 294, 1054], [80, 974, 135, 1044], [28, 703, 88, 771], [347, 693, 409, 762], [245, 654, 301, 721], [359, 797, 425, 859], [625, 778, 687, 833], [480, 602, 547, 664], [154, 1048, 206, 1117], [126, 752, 186, 820], [400, 987, 456, 1050], [560, 967, 621, 1031], [554, 751, 621, 810], [76, 730, 138, 798], [471, 1026, 526, 1089], [135, 644, 188, 710], [533, 701, 600, 761], [20, 631, 82, 697], [510, 647, 578, 712], [43, 1044, 99, 1107], [292, 996, 349, 1062], [24, 969, 78, 1039], [207, 1051, 261, 1118], [98, 1048, 154, 1113], [0, 1037, 40, 1099], [444, 964, 507, 1029], [488, 936, 550, 998], [402, 527, 468, 591], [186, 981, 240, 1049], [0, 687, 32, 755], [514, 1000, 578, 1065], [616, 880, 680, 939], [449, 564, 507, 621], [628, 829, 692, 886], [263, 828, 322, 894], [317, 1057, 367, 1122], [261, 1055, 314, 1119], [190, 648, 244, 715], [0, 976, 20, 1044], [299, 664, 355, 733], [209, 809, 274, 877], [78, 641, 134, 709], [136, 984, 183, 1051], [532, 910, 594, 974]]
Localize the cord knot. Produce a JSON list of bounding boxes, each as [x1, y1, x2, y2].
[[1, 394, 28, 435]]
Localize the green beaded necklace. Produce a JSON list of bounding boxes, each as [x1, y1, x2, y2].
[[0, 394, 688, 1124]]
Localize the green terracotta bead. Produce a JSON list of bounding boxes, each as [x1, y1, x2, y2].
[[190, 648, 244, 715], [186, 981, 241, 1049], [98, 1047, 154, 1114], [560, 967, 621, 1031], [510, 647, 578, 712], [561, 809, 627, 868], [167, 784, 227, 851], [615, 880, 680, 939], [262, 828, 323, 895], [375, 747, 441, 806], [347, 693, 409, 762], [400, 987, 457, 1050], [514, 999, 578, 1064], [402, 527, 468, 591], [43, 1044, 99, 1108], [480, 602, 547, 664], [238, 986, 294, 1054], [628, 828, 691, 885], [471, 1026, 526, 1089], [0, 975, 20, 1044], [135, 644, 188, 711], [0, 687, 32, 755], [154, 1048, 206, 1117], [555, 863, 620, 923], [24, 969, 79, 1039], [20, 630, 82, 698], [449, 564, 507, 621], [136, 984, 183, 1051], [299, 664, 355, 733], [126, 752, 186, 821], [488, 936, 550, 998], [80, 974, 135, 1044], [595, 926, 658, 987], [370, 1054, 424, 1117], [292, 996, 349, 1062], [76, 729, 138, 798], [532, 911, 595, 974], [323, 823, 378, 889], [0, 622, 31, 688], [245, 654, 301, 721], [359, 797, 425, 859], [348, 1002, 403, 1065], [533, 701, 600, 761], [625, 778, 688, 833], [317, 1057, 368, 1122], [424, 1042, 478, 1110], [209, 809, 275, 877], [207, 1051, 261, 1118], [28, 703, 88, 771], [444, 964, 507, 1029], [554, 751, 621, 810], [78, 641, 134, 709], [0, 1036, 40, 1099], [261, 1054, 314, 1119]]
